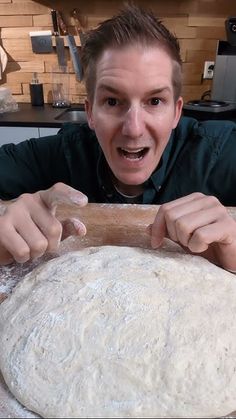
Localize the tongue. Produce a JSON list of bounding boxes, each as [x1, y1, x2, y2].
[[123, 150, 143, 159]]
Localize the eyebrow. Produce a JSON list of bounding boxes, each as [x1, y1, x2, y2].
[[146, 87, 172, 95], [97, 84, 122, 94], [97, 84, 172, 95]]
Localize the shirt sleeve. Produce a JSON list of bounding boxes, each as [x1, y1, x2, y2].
[[0, 133, 71, 200], [206, 125, 236, 206]]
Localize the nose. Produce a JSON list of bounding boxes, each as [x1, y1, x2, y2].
[[121, 105, 145, 139]]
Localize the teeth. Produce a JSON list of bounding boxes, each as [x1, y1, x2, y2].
[[119, 147, 147, 160], [121, 147, 145, 153]]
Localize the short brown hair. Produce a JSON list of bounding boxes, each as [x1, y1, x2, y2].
[[81, 3, 183, 102]]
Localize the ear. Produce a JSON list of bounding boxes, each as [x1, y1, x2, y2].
[[172, 96, 184, 129], [85, 99, 95, 130]]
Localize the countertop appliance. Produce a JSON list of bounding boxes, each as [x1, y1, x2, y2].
[[211, 40, 236, 104], [183, 17, 236, 120], [183, 98, 236, 121]]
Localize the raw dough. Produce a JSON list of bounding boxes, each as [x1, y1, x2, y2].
[[0, 245, 236, 418]]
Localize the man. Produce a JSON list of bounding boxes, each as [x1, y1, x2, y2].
[[0, 4, 236, 270]]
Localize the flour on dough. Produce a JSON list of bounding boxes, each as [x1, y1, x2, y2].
[[0, 245, 236, 418]]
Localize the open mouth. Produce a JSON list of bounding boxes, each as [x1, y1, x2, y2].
[[118, 147, 149, 160]]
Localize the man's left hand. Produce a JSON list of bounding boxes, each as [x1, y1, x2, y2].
[[150, 192, 236, 272]]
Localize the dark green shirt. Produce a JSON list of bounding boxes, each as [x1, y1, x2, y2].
[[0, 116, 236, 205]]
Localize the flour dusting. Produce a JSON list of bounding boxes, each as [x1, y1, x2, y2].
[[0, 254, 56, 296]]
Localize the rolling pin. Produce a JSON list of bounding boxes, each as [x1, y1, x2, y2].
[[56, 203, 236, 249], [56, 203, 159, 248]]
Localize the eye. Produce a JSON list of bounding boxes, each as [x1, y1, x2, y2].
[[150, 97, 161, 106], [107, 97, 118, 106]]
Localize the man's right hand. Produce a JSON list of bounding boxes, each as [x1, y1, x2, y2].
[[0, 182, 88, 265]]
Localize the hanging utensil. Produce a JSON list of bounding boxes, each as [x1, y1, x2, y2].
[[0, 45, 7, 80], [57, 11, 83, 81], [70, 8, 86, 46], [51, 9, 67, 68]]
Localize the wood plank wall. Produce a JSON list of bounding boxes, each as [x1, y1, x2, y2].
[[0, 0, 235, 105]]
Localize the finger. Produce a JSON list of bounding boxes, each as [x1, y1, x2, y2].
[[39, 183, 88, 213], [174, 206, 226, 248], [2, 212, 53, 262], [30, 210, 62, 253], [2, 200, 62, 259], [188, 219, 235, 253], [0, 246, 14, 265], [0, 202, 7, 216], [15, 216, 54, 259], [157, 192, 205, 212], [162, 195, 221, 243], [0, 224, 31, 263], [61, 218, 87, 240], [150, 194, 205, 248], [152, 194, 222, 248], [8, 200, 62, 256], [150, 209, 167, 249]]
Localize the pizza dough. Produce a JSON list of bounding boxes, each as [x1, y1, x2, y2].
[[0, 245, 236, 418]]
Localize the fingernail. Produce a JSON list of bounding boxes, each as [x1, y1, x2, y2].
[[71, 218, 87, 236], [70, 194, 88, 205], [151, 237, 162, 249]]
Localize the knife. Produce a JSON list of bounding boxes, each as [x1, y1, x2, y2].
[[70, 8, 86, 47], [51, 10, 67, 68], [57, 11, 83, 81]]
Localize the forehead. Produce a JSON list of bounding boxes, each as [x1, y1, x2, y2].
[[94, 44, 174, 92]]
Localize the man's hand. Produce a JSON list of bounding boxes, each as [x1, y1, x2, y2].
[[150, 192, 236, 272], [0, 183, 88, 265]]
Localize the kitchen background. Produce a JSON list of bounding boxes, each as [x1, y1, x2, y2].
[[0, 0, 235, 105]]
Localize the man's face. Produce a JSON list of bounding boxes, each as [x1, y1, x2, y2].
[[85, 45, 183, 195]]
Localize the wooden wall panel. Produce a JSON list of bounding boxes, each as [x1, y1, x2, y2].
[[0, 0, 234, 104], [0, 2, 48, 14], [188, 16, 225, 26], [0, 15, 32, 26]]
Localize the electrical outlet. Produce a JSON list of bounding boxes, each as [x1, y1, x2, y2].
[[203, 61, 215, 79]]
